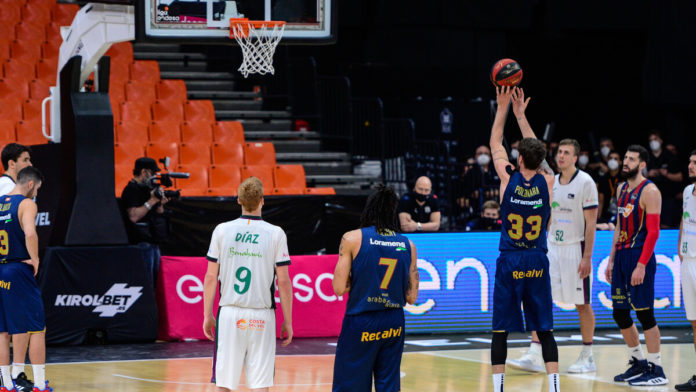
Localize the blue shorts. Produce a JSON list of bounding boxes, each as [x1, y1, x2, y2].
[[492, 249, 553, 332], [333, 308, 405, 392], [612, 248, 656, 310], [0, 262, 45, 334]]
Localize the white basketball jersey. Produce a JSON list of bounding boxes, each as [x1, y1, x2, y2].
[[548, 170, 598, 245], [207, 215, 291, 309], [681, 185, 696, 259]]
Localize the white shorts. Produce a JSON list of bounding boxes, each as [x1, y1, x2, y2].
[[214, 306, 276, 390], [681, 258, 696, 320], [549, 242, 591, 305]]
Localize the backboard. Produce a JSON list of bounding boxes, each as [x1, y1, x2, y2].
[[137, 0, 335, 43]]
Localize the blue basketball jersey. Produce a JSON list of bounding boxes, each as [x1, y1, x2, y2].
[[499, 171, 551, 253], [345, 227, 411, 316], [0, 194, 30, 263]]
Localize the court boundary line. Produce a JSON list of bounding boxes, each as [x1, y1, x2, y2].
[[47, 353, 334, 366], [111, 373, 334, 387]]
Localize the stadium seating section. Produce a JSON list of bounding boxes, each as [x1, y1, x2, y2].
[[0, 0, 333, 196]]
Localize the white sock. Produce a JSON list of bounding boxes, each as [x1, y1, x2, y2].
[[627, 344, 645, 360], [0, 366, 11, 388], [529, 341, 542, 355], [581, 344, 592, 356], [32, 364, 45, 390], [11, 362, 24, 378], [493, 373, 504, 392], [548, 373, 560, 392], [647, 352, 661, 366]]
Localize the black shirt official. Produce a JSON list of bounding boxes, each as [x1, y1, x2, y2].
[[398, 176, 441, 232], [398, 192, 439, 224]]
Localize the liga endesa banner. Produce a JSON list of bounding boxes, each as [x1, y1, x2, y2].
[[157, 255, 345, 340]]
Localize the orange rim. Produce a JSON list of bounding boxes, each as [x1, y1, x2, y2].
[[229, 18, 286, 39]]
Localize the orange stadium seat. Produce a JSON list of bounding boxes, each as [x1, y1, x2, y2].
[[146, 142, 179, 168], [114, 142, 145, 167], [184, 100, 215, 122], [175, 164, 209, 196], [125, 81, 157, 105], [15, 22, 44, 42], [27, 0, 56, 10], [121, 101, 151, 122], [41, 42, 59, 62], [243, 142, 276, 166], [53, 3, 79, 26], [3, 59, 35, 81], [274, 165, 306, 188], [181, 121, 213, 144], [209, 165, 241, 195], [29, 79, 50, 100], [115, 120, 148, 145], [212, 143, 244, 166], [156, 79, 187, 103], [21, 5, 52, 25], [22, 99, 43, 120], [241, 165, 274, 191], [179, 143, 211, 165], [11, 40, 42, 63], [148, 121, 181, 143], [0, 5, 21, 25], [304, 187, 336, 195], [106, 42, 133, 63], [109, 81, 125, 105], [213, 121, 245, 144], [109, 58, 130, 86], [152, 100, 184, 122], [0, 120, 16, 143], [0, 26, 16, 43], [272, 188, 304, 195], [130, 61, 160, 84], [44, 23, 61, 42], [114, 164, 132, 196], [0, 41, 10, 61], [16, 120, 47, 145], [0, 78, 29, 101], [35, 59, 57, 81], [110, 100, 121, 123], [0, 100, 22, 122]]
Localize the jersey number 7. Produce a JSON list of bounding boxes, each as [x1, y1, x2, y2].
[[379, 258, 398, 289]]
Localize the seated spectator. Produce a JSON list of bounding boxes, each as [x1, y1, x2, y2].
[[646, 131, 682, 227], [460, 145, 501, 216], [466, 200, 502, 231], [589, 137, 614, 177], [398, 176, 440, 232], [597, 151, 622, 223]]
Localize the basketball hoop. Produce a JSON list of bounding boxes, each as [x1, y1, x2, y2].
[[230, 18, 286, 78]]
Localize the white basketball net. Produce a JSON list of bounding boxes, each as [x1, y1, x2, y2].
[[232, 21, 286, 78]]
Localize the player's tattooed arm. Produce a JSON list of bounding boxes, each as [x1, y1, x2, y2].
[[333, 230, 360, 296], [406, 240, 419, 304]]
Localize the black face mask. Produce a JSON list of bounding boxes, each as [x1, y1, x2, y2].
[[414, 193, 428, 202], [481, 217, 500, 227]]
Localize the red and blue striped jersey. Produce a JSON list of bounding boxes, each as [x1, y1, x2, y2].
[[616, 179, 652, 250]]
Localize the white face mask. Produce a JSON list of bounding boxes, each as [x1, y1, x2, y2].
[[600, 146, 611, 157], [477, 154, 491, 166], [510, 148, 519, 160], [578, 155, 589, 166], [607, 159, 619, 171], [650, 140, 661, 152]]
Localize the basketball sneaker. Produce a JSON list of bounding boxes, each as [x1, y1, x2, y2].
[[567, 351, 596, 373], [12, 373, 33, 392], [676, 375, 696, 391], [0, 387, 17, 392], [628, 363, 668, 386], [613, 357, 649, 382], [30, 381, 52, 392], [507, 350, 544, 373]]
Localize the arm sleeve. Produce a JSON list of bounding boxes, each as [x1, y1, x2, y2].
[[429, 196, 440, 212], [274, 229, 291, 266], [637, 214, 660, 266], [582, 177, 599, 209], [206, 225, 222, 262]]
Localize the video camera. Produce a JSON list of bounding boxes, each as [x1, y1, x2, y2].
[[147, 157, 190, 200]]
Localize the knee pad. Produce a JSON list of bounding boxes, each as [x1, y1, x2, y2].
[[491, 332, 508, 365], [536, 331, 558, 363], [613, 308, 634, 330], [636, 308, 657, 330]]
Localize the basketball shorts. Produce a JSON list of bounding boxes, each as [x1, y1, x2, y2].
[[548, 242, 591, 305], [213, 306, 276, 390], [0, 261, 45, 334], [492, 249, 553, 332], [333, 308, 405, 392], [681, 257, 696, 320], [611, 248, 656, 310]]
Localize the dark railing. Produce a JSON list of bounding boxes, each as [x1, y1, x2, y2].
[[350, 97, 384, 159], [318, 75, 353, 153]]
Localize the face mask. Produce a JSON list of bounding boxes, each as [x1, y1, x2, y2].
[[578, 155, 589, 166], [414, 193, 428, 202], [481, 217, 498, 227], [477, 154, 491, 166], [510, 149, 519, 159], [649, 140, 661, 152], [607, 159, 619, 171], [600, 146, 611, 157]]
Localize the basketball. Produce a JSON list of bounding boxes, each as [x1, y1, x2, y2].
[[490, 58, 523, 87]]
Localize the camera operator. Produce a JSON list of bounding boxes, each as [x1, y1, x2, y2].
[[120, 157, 170, 244]]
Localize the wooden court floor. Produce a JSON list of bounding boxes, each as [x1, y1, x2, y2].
[[42, 343, 696, 391]]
